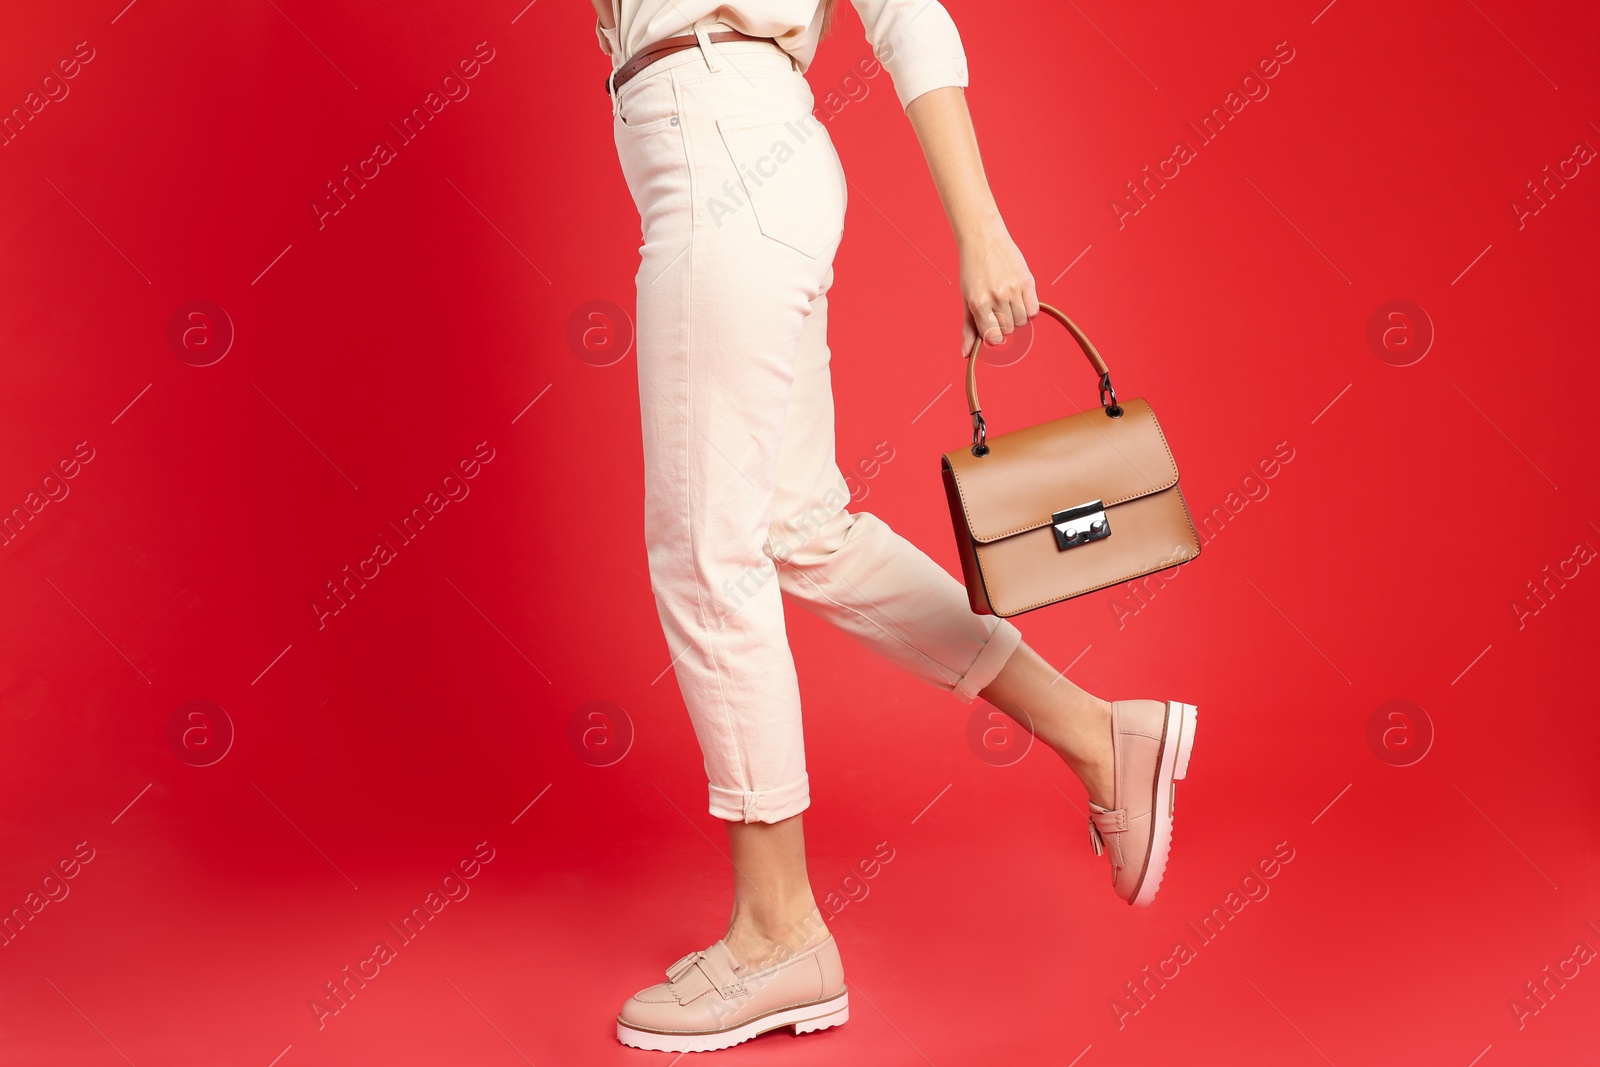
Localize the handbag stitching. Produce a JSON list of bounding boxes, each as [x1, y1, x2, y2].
[[941, 312, 1205, 615], [949, 400, 1176, 540], [978, 519, 1202, 616], [944, 398, 1182, 542], [943, 458, 994, 613], [981, 480, 1205, 615], [958, 463, 1206, 617]]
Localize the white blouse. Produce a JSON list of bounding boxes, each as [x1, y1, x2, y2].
[[594, 0, 969, 109]]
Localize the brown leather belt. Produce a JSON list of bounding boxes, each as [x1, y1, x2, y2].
[[606, 30, 781, 94]]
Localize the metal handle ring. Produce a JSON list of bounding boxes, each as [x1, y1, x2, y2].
[[1098, 372, 1123, 418]]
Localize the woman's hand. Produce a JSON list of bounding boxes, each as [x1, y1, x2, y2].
[[902, 86, 1040, 359], [958, 224, 1039, 360]]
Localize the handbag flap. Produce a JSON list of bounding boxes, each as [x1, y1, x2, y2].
[[942, 397, 1180, 543]]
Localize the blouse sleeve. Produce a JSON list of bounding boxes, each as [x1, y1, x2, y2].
[[595, 16, 620, 61], [849, 0, 970, 109]]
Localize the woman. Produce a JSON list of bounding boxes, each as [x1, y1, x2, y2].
[[593, 0, 1199, 1052]]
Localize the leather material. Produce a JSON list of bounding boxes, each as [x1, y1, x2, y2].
[[1089, 699, 1166, 903], [618, 934, 845, 1036], [940, 303, 1200, 617], [964, 302, 1110, 414], [665, 941, 749, 1002], [947, 397, 1178, 542], [607, 30, 780, 93], [1087, 803, 1130, 861]]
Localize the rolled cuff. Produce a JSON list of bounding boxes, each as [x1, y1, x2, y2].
[[595, 17, 620, 60], [892, 56, 969, 109], [708, 772, 811, 824], [951, 616, 1023, 703]]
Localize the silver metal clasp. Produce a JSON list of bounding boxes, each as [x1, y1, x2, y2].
[[1051, 499, 1109, 551]]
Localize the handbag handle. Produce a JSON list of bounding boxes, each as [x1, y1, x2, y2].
[[963, 302, 1122, 457]]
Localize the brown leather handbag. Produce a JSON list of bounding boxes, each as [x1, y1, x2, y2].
[[940, 303, 1202, 617]]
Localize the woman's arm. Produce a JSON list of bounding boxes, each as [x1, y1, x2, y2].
[[590, 0, 614, 29], [904, 85, 1038, 357]]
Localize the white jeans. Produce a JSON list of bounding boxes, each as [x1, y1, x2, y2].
[[612, 30, 1022, 824]]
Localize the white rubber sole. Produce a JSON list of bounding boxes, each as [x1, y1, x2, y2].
[[1131, 701, 1197, 908], [616, 990, 849, 1053]]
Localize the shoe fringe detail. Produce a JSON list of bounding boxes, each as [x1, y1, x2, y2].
[[1086, 803, 1129, 866]]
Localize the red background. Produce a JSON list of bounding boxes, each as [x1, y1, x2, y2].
[[2, 1, 1597, 1064]]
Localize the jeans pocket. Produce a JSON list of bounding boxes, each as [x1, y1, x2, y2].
[[618, 111, 678, 134], [615, 76, 679, 133], [714, 108, 845, 259]]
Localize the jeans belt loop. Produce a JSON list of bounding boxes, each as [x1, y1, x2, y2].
[[692, 22, 723, 73]]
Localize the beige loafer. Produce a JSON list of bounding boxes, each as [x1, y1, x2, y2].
[[616, 934, 848, 1052], [1087, 699, 1198, 906]]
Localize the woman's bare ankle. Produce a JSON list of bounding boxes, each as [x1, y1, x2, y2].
[[1074, 698, 1115, 808], [1037, 697, 1114, 808], [724, 898, 830, 972]]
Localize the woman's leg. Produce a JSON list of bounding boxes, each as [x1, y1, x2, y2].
[[759, 267, 1027, 708], [625, 60, 844, 834], [983, 646, 1199, 908], [616, 41, 850, 978], [977, 639, 1115, 808], [721, 815, 831, 972], [755, 214, 1115, 812], [716, 639, 1125, 965]]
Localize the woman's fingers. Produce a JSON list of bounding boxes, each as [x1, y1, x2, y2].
[[1004, 274, 1038, 337], [970, 290, 1037, 347], [1005, 296, 1028, 339], [1014, 281, 1037, 332], [959, 246, 1039, 357], [982, 303, 1009, 344]]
